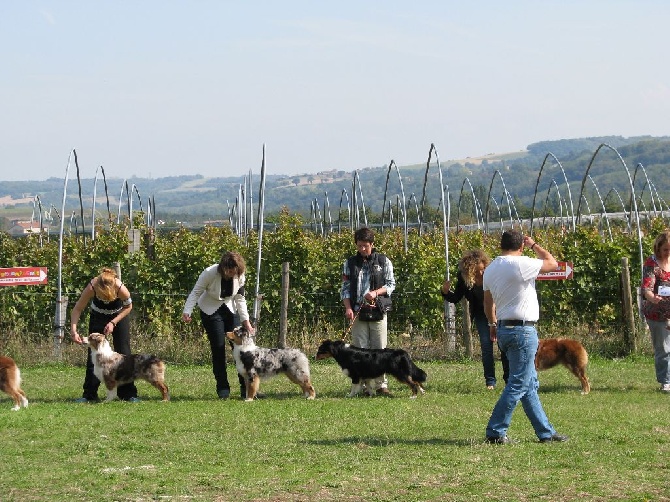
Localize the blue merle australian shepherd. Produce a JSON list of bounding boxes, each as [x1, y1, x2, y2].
[[226, 327, 316, 401], [316, 340, 427, 398]]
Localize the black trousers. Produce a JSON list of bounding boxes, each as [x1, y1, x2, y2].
[[200, 303, 245, 395], [82, 310, 138, 400]]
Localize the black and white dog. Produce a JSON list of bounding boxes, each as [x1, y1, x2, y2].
[[226, 327, 316, 401], [85, 333, 170, 402], [315, 339, 427, 398]]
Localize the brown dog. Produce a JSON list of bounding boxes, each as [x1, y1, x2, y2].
[[0, 355, 29, 410], [536, 338, 590, 394]]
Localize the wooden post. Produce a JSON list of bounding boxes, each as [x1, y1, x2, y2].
[[620, 257, 637, 353], [462, 298, 473, 357], [127, 228, 141, 254], [143, 228, 155, 260], [444, 300, 456, 352], [278, 262, 289, 348]]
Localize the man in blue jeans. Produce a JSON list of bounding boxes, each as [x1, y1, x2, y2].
[[483, 230, 569, 444]]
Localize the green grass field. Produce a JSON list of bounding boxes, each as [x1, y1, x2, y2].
[[1, 356, 668, 501]]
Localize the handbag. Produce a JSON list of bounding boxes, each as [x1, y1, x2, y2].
[[358, 296, 392, 322]]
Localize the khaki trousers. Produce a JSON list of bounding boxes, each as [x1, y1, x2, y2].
[[351, 315, 388, 389]]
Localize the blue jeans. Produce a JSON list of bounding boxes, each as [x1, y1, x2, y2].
[[646, 319, 670, 384], [473, 316, 509, 387], [486, 325, 556, 440]]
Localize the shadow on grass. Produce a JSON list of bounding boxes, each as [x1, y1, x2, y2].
[[302, 436, 477, 447]]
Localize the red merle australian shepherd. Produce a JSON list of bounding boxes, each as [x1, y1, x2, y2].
[[316, 340, 427, 398]]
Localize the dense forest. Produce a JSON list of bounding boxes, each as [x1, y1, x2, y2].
[[1, 135, 669, 229]]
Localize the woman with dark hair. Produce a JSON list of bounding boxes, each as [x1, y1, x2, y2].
[[641, 230, 670, 393], [70, 267, 138, 402], [183, 251, 255, 399]]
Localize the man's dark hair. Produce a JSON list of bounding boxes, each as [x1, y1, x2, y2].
[[500, 230, 523, 251], [354, 227, 375, 244]]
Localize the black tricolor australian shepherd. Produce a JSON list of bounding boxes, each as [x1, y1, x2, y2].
[[86, 333, 170, 401], [316, 340, 427, 398], [535, 337, 590, 394], [226, 327, 316, 401]]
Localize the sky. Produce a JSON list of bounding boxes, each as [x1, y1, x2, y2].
[[1, 1, 669, 181]]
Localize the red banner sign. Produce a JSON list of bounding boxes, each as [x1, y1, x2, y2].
[[537, 261, 573, 281], [0, 267, 48, 286]]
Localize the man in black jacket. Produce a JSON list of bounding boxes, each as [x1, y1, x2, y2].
[[341, 227, 396, 396]]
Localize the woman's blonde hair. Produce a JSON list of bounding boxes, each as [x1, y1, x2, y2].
[[458, 249, 491, 288], [94, 268, 119, 302]]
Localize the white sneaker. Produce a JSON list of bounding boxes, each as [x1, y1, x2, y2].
[[660, 383, 670, 392]]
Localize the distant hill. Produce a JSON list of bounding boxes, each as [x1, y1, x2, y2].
[[1, 135, 669, 227]]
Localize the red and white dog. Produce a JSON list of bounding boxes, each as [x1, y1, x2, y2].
[[536, 338, 590, 394], [0, 355, 29, 411]]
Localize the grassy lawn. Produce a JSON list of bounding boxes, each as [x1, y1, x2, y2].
[[1, 356, 668, 501]]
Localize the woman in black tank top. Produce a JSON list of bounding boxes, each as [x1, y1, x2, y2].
[[70, 267, 138, 402]]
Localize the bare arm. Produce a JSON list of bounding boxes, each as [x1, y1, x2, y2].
[[524, 236, 558, 273], [484, 290, 497, 342], [70, 284, 95, 344]]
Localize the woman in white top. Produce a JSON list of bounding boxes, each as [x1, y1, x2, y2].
[[183, 251, 255, 399]]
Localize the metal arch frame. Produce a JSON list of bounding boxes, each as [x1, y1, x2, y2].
[[488, 194, 504, 231], [117, 180, 130, 224], [91, 165, 112, 240], [337, 188, 351, 233], [575, 143, 643, 277], [483, 170, 515, 233], [147, 195, 156, 229], [54, 149, 76, 356], [247, 169, 254, 233], [351, 170, 368, 229], [629, 163, 657, 219], [455, 177, 483, 230], [30, 195, 45, 246], [580, 195, 593, 224], [252, 144, 267, 325], [503, 188, 523, 228], [419, 143, 449, 279], [380, 159, 409, 252], [585, 175, 613, 241], [602, 187, 630, 231], [129, 184, 143, 229], [540, 179, 566, 230], [311, 198, 324, 236], [648, 180, 670, 213], [72, 150, 86, 240], [530, 152, 576, 235], [322, 191, 333, 235], [407, 193, 421, 229]]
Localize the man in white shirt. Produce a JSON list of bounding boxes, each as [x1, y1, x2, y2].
[[483, 230, 569, 444]]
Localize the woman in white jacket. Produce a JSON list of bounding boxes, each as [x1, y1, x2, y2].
[[183, 251, 255, 399]]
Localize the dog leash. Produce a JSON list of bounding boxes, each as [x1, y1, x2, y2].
[[342, 299, 376, 341]]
